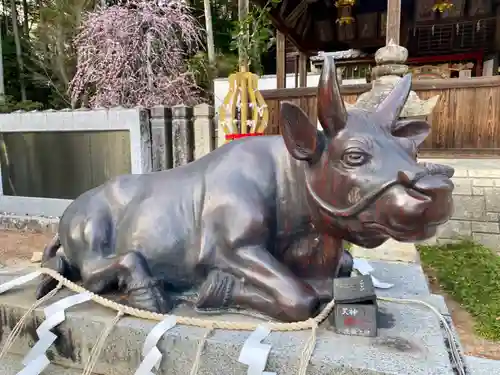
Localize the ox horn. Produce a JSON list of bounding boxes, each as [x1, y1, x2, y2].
[[375, 74, 412, 126], [317, 56, 347, 137]]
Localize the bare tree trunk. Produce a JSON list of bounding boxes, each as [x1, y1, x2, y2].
[[22, 0, 29, 35], [0, 23, 5, 101], [203, 0, 215, 65], [231, 0, 237, 20], [2, 0, 8, 32], [55, 26, 69, 85], [203, 0, 216, 99], [10, 0, 27, 101], [238, 0, 248, 71], [0, 26, 17, 195]]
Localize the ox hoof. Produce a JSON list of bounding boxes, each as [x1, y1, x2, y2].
[[126, 278, 173, 313], [196, 270, 236, 310]]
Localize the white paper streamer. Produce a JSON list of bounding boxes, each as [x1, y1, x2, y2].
[[133, 315, 177, 375], [17, 292, 93, 375], [0, 271, 42, 295], [238, 325, 276, 375], [353, 258, 394, 289]]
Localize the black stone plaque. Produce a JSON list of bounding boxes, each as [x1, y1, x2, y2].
[[330, 275, 378, 337], [333, 275, 376, 304]]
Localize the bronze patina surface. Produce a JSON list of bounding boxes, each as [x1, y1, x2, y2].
[[36, 57, 454, 322]]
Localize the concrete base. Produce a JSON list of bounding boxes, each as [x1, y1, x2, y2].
[[466, 355, 500, 374], [0, 353, 81, 375], [0, 261, 473, 375], [0, 212, 59, 233]]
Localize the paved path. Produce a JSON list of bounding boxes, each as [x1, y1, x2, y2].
[[351, 239, 420, 264], [421, 158, 500, 170]]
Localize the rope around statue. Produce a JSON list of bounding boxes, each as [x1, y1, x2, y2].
[[0, 267, 466, 375]]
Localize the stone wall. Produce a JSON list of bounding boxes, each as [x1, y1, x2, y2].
[[436, 168, 500, 253], [0, 104, 216, 218]]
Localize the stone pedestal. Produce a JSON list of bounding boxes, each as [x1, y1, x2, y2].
[[347, 41, 439, 120], [0, 262, 479, 375]]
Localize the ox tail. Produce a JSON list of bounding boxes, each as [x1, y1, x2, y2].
[[41, 233, 61, 263], [36, 233, 72, 299]]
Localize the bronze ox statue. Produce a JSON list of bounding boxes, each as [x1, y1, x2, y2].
[[37, 57, 454, 322]]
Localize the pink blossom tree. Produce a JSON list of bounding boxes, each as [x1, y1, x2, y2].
[[69, 0, 204, 108]]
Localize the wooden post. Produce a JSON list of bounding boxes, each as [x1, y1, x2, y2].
[[294, 53, 299, 88], [276, 31, 286, 89], [495, 4, 500, 52], [298, 52, 307, 87], [238, 0, 249, 133], [354, 0, 439, 128], [385, 0, 401, 45], [238, 0, 249, 71]]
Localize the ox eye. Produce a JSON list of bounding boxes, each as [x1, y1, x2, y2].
[[342, 150, 369, 167]]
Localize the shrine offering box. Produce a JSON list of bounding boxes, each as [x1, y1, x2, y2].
[[330, 275, 378, 337]]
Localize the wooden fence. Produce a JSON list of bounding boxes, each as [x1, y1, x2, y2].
[[0, 105, 215, 217], [261, 76, 500, 154]]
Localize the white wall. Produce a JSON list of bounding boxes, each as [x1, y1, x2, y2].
[[483, 58, 494, 76]]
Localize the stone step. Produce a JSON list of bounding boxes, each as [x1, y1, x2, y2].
[[466, 355, 500, 375], [0, 264, 461, 375], [366, 259, 430, 298], [0, 353, 84, 375]]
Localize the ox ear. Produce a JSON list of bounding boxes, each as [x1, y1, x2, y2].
[[280, 101, 321, 161], [317, 56, 347, 137], [392, 118, 431, 146]]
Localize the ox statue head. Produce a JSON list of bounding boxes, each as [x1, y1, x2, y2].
[[280, 57, 454, 248]]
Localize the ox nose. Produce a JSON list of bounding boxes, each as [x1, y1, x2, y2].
[[397, 171, 454, 199]]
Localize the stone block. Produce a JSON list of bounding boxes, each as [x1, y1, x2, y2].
[[0, 213, 59, 233], [0, 353, 81, 375], [436, 220, 472, 239], [486, 212, 500, 222], [150, 106, 173, 171], [468, 169, 500, 178], [466, 356, 500, 375], [368, 260, 431, 298], [0, 196, 71, 218], [471, 221, 500, 234], [472, 187, 484, 196], [484, 187, 500, 212], [451, 196, 486, 221], [451, 169, 468, 178], [0, 266, 459, 375], [472, 178, 500, 187], [472, 233, 500, 251], [451, 178, 472, 195], [193, 103, 215, 160]]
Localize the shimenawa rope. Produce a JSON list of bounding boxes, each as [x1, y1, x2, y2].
[[189, 326, 214, 375], [29, 268, 335, 331], [0, 282, 63, 361]]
